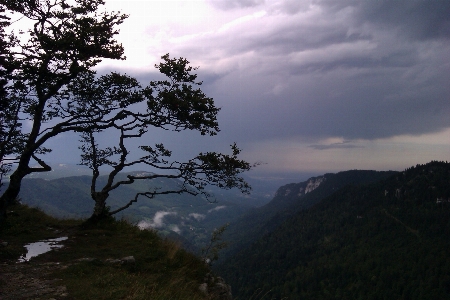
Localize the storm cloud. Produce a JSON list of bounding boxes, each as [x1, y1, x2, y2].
[[125, 0, 449, 144], [44, 0, 450, 175]]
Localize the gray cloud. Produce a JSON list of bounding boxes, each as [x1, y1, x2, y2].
[[352, 0, 450, 40], [208, 0, 265, 10], [86, 0, 450, 171], [202, 1, 450, 142], [309, 141, 364, 150], [275, 0, 312, 15]]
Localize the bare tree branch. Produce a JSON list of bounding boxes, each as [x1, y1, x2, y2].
[[108, 188, 197, 216]]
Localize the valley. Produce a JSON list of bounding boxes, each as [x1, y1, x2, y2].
[[3, 161, 450, 299], [217, 161, 450, 299]]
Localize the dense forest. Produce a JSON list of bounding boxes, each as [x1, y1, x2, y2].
[[218, 161, 450, 299], [218, 170, 397, 261]]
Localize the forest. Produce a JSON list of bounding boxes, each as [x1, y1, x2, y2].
[[1, 1, 450, 299], [217, 161, 450, 299]]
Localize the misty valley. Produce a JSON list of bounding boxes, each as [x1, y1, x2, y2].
[[4, 161, 449, 299], [2, 0, 450, 299]]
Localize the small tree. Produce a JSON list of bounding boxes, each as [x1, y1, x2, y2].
[[202, 224, 229, 265], [77, 55, 254, 221]]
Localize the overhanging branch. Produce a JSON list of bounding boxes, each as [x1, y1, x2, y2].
[[30, 153, 51, 172], [108, 187, 198, 216]]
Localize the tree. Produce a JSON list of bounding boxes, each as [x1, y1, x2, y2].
[[0, 0, 254, 222], [76, 55, 254, 221], [0, 4, 26, 190], [0, 4, 12, 188], [202, 223, 229, 265], [0, 0, 128, 220]]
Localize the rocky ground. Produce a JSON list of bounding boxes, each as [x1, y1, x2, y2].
[[0, 205, 232, 300], [0, 259, 69, 300]]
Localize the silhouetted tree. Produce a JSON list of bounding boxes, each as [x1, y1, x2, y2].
[[77, 55, 254, 221], [0, 3, 27, 191], [0, 0, 127, 220], [0, 4, 12, 188], [0, 1, 254, 222]]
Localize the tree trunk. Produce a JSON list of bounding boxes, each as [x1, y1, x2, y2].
[[88, 191, 110, 223], [0, 95, 46, 222], [0, 158, 31, 222]]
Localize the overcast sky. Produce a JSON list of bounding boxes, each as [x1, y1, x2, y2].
[[40, 0, 450, 180]]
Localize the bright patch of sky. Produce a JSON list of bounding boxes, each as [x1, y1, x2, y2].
[[31, 0, 450, 181]]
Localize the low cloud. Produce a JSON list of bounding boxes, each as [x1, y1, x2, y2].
[[170, 225, 181, 234], [137, 211, 177, 230], [189, 213, 206, 221], [309, 141, 365, 150], [208, 206, 227, 213], [208, 0, 265, 10]]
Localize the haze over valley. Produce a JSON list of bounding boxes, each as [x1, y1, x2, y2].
[[1, 1, 450, 299]]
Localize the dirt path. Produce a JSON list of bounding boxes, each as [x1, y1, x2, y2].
[[0, 260, 69, 300]]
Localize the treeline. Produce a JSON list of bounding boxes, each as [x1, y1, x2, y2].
[[220, 161, 450, 299], [218, 170, 397, 262]]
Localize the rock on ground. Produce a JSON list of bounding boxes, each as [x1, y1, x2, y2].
[[0, 261, 68, 300]]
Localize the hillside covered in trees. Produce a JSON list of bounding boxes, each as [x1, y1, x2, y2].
[[218, 161, 450, 299], [218, 169, 397, 261]]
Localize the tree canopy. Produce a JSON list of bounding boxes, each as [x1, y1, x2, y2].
[[0, 0, 254, 221], [75, 55, 253, 221]]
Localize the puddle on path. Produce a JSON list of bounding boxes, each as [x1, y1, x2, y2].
[[18, 237, 68, 263]]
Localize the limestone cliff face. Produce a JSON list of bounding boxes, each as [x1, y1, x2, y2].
[[270, 170, 397, 212], [275, 176, 325, 198], [304, 177, 326, 194]]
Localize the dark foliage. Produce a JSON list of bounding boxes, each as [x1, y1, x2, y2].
[[0, 0, 127, 219], [74, 55, 253, 221], [217, 170, 397, 262], [0, 1, 254, 223], [220, 161, 450, 299]]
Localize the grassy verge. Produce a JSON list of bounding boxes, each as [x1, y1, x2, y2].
[[0, 204, 210, 299], [0, 203, 79, 260]]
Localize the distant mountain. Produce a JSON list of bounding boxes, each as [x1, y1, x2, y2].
[[218, 161, 450, 299], [20, 163, 92, 180], [5, 163, 316, 208], [7, 163, 277, 208], [17, 171, 258, 251], [217, 169, 397, 261]]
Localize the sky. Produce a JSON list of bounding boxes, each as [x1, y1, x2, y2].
[[20, 0, 450, 182]]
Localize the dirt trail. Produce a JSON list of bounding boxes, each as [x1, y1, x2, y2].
[[0, 260, 69, 300]]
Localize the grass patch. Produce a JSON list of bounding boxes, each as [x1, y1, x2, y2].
[[0, 203, 80, 260], [0, 204, 211, 299]]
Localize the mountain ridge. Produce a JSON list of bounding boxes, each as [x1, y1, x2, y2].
[[218, 161, 450, 299], [16, 171, 256, 252], [217, 169, 397, 261]]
